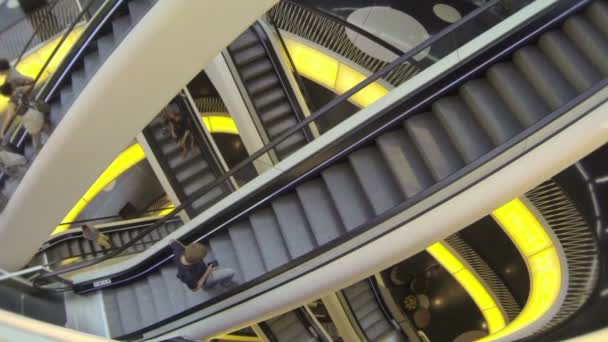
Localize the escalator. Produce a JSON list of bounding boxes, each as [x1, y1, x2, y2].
[[32, 0, 608, 340], [342, 280, 404, 341], [227, 23, 312, 160], [8, 0, 157, 160], [30, 217, 181, 266], [141, 94, 234, 217], [260, 309, 325, 342]]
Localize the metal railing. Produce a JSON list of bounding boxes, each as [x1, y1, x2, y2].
[[31, 0, 518, 292], [0, 0, 82, 61]]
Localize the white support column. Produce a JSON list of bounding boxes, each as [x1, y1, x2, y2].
[[206, 53, 275, 174]]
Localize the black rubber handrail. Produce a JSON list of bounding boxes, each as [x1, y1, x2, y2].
[[33, 0, 502, 288], [282, 0, 406, 56]]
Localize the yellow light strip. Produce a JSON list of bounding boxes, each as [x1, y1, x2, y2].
[[208, 334, 261, 342], [283, 37, 389, 108], [427, 242, 506, 333], [0, 27, 84, 112], [202, 114, 239, 135], [476, 198, 561, 341], [53, 143, 146, 234]]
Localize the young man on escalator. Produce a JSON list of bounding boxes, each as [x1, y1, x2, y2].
[[170, 240, 236, 292]]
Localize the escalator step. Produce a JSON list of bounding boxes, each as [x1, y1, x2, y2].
[[160, 265, 188, 312], [127, 0, 154, 22], [271, 194, 317, 259], [97, 34, 116, 61], [344, 281, 370, 299], [275, 132, 308, 159], [146, 271, 174, 317], [249, 207, 291, 271], [241, 60, 274, 81], [266, 115, 299, 138], [111, 16, 133, 42], [248, 74, 281, 95], [359, 309, 384, 331], [269, 312, 299, 335], [114, 286, 143, 336], [232, 44, 267, 66], [296, 179, 345, 246], [102, 292, 125, 337], [459, 79, 521, 145], [486, 62, 549, 127], [433, 96, 493, 163], [133, 280, 158, 328], [83, 51, 101, 76], [375, 129, 434, 199], [191, 185, 225, 214], [259, 102, 293, 125], [349, 146, 405, 215], [366, 319, 393, 341], [587, 2, 608, 38], [322, 163, 374, 231], [513, 45, 577, 110], [209, 233, 243, 284], [70, 69, 87, 93], [349, 289, 375, 312], [181, 171, 216, 196], [404, 114, 463, 181], [228, 221, 266, 282], [254, 88, 287, 110], [538, 30, 600, 92], [59, 86, 75, 113], [230, 29, 259, 52], [563, 14, 608, 76]]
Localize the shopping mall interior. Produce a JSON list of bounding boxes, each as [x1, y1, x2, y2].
[[0, 0, 608, 341]]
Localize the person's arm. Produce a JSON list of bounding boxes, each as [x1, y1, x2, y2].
[[195, 264, 215, 291]]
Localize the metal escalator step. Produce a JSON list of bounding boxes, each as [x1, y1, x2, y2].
[[209, 233, 243, 284], [49, 101, 63, 127], [230, 29, 259, 52], [146, 270, 174, 318], [271, 194, 317, 259], [276, 132, 308, 159], [344, 281, 370, 299], [133, 280, 158, 328], [366, 319, 393, 341], [81, 239, 93, 258], [248, 74, 281, 95], [404, 115, 463, 181], [149, 228, 161, 241], [171, 150, 206, 174], [352, 296, 378, 322], [232, 44, 267, 66], [563, 14, 608, 76], [120, 231, 133, 252], [228, 221, 266, 282], [83, 51, 101, 76], [70, 69, 87, 93], [268, 311, 299, 333], [296, 179, 345, 246], [59, 86, 75, 112], [259, 102, 293, 125], [96, 34, 116, 61], [375, 130, 434, 199], [276, 319, 310, 341], [360, 309, 385, 331], [513, 45, 577, 110], [68, 240, 81, 257], [487, 62, 549, 126], [433, 96, 494, 163], [266, 115, 299, 138], [349, 146, 405, 215], [322, 163, 374, 231], [127, 0, 154, 22], [160, 265, 188, 312], [349, 289, 376, 312], [111, 16, 133, 42], [587, 2, 608, 38], [249, 207, 291, 271], [114, 286, 143, 336], [102, 291, 125, 337], [191, 186, 225, 214], [241, 60, 274, 81], [254, 88, 287, 110], [459, 79, 521, 145], [181, 171, 216, 196], [538, 30, 601, 92]]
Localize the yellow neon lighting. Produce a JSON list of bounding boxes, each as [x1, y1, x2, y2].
[[427, 242, 506, 333], [283, 38, 388, 108], [53, 143, 146, 234], [476, 199, 562, 341], [202, 114, 239, 135], [210, 334, 261, 342], [0, 27, 83, 112]]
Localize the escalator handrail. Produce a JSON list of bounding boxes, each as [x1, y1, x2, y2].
[[32, 0, 504, 289], [281, 0, 406, 56]]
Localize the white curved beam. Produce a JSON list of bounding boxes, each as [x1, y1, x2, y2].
[[0, 0, 278, 271]]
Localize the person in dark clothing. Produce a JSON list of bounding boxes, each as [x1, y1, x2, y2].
[[162, 104, 194, 156], [169, 240, 236, 291]]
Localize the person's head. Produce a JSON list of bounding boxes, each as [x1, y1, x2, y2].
[[0, 59, 9, 74], [183, 243, 208, 264], [0, 83, 13, 97], [82, 224, 91, 232]]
